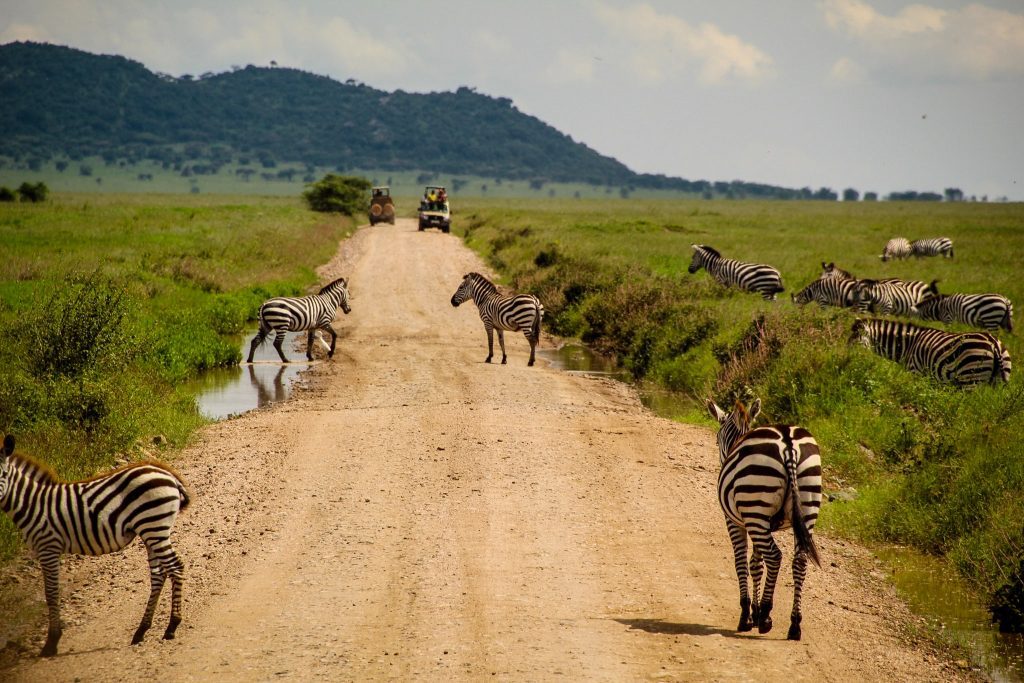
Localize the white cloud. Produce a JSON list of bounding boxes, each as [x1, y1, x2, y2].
[[543, 48, 596, 85], [594, 3, 774, 85], [821, 0, 1024, 80], [828, 56, 868, 84]]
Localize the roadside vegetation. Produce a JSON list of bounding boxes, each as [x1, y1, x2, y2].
[[453, 196, 1024, 628], [0, 193, 354, 560]]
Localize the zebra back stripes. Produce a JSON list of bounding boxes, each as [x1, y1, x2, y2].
[[0, 435, 190, 656], [850, 318, 1011, 386], [792, 277, 861, 308], [707, 399, 822, 641], [880, 237, 912, 261], [248, 276, 352, 363], [855, 278, 939, 317], [911, 237, 954, 258], [451, 272, 544, 366], [917, 292, 1013, 332], [688, 245, 785, 301]]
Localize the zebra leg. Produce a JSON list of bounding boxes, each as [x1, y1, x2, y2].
[[38, 549, 63, 657], [133, 546, 167, 645], [324, 327, 338, 358], [526, 332, 537, 367], [497, 329, 507, 364], [246, 329, 267, 363], [485, 324, 494, 363], [749, 546, 764, 625], [306, 330, 316, 361], [272, 330, 290, 363], [787, 549, 809, 641], [162, 550, 186, 640], [750, 531, 783, 634], [726, 521, 753, 632]]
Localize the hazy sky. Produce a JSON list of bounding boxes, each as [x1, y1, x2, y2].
[[3, 0, 1023, 199]]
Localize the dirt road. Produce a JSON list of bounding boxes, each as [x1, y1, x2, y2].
[[5, 219, 969, 681]]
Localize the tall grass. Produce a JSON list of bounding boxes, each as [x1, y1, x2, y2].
[[0, 193, 354, 560], [454, 197, 1024, 626]]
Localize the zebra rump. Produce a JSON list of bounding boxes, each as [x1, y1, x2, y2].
[[917, 292, 1013, 332], [688, 244, 785, 301], [880, 237, 912, 261], [911, 237, 954, 258], [850, 318, 1011, 386]]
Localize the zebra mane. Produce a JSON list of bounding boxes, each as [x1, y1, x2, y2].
[[9, 452, 60, 484], [465, 272, 498, 294], [77, 459, 182, 485], [318, 277, 348, 295], [693, 244, 721, 258]]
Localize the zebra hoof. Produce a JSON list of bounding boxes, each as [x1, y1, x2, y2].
[[787, 623, 801, 641], [501, 358, 507, 365], [528, 360, 535, 367], [485, 357, 492, 364], [131, 628, 147, 645], [758, 616, 773, 634], [737, 619, 753, 633], [40, 641, 58, 658]]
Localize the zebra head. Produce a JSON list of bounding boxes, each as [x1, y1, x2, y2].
[[451, 273, 495, 307], [791, 282, 815, 305], [0, 434, 13, 500], [820, 262, 854, 281], [848, 318, 871, 347], [706, 398, 761, 463], [320, 277, 351, 314], [688, 245, 718, 274]]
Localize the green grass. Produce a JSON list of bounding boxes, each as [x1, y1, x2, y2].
[[0, 192, 355, 560], [451, 196, 1024, 620]]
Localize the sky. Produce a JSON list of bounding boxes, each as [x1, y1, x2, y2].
[[3, 0, 1024, 200]]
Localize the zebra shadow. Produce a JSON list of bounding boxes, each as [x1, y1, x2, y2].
[[614, 618, 748, 639]]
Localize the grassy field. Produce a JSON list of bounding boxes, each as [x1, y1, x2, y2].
[[451, 196, 1024, 624], [0, 192, 355, 560]]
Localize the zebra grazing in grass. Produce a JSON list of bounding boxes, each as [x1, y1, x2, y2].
[[856, 278, 939, 317], [917, 293, 1013, 333], [880, 237, 912, 261], [451, 272, 544, 366], [247, 276, 351, 363], [707, 398, 822, 641], [792, 277, 862, 309], [688, 245, 785, 301], [849, 318, 1011, 386], [0, 435, 190, 657], [911, 237, 954, 259]]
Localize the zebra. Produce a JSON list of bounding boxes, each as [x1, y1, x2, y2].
[[688, 245, 785, 301], [880, 237, 912, 261], [450, 272, 544, 366], [916, 293, 1013, 332], [855, 278, 939, 316], [247, 276, 351, 363], [0, 434, 190, 656], [819, 262, 856, 281], [849, 318, 1011, 386], [911, 237, 954, 259], [792, 277, 862, 309], [706, 398, 822, 641]]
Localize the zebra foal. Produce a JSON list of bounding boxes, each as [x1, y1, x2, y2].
[[247, 276, 351, 363], [688, 245, 784, 301], [850, 318, 1011, 386], [0, 435, 191, 656], [707, 398, 822, 640], [450, 272, 544, 366]]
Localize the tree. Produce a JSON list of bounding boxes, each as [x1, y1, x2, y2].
[[17, 181, 48, 202], [944, 187, 964, 202], [0, 186, 16, 202], [302, 174, 370, 214], [863, 192, 878, 201], [842, 188, 860, 202]]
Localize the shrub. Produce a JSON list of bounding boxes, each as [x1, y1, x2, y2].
[[0, 186, 16, 202], [17, 181, 49, 203], [302, 174, 370, 214]]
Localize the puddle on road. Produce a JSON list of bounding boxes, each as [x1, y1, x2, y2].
[[191, 330, 315, 420]]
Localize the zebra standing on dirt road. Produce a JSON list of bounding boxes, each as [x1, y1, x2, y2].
[[247, 276, 352, 363], [688, 245, 785, 301], [916, 292, 1013, 332], [450, 272, 544, 366], [849, 318, 1011, 386], [880, 237, 913, 261], [911, 237, 954, 259], [706, 398, 823, 641], [0, 435, 191, 657]]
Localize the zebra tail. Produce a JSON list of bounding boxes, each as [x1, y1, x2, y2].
[[174, 475, 192, 511], [785, 447, 821, 569], [532, 301, 543, 341], [1003, 306, 1013, 333]]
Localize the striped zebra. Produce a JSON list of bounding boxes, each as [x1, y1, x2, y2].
[[819, 262, 856, 281], [911, 237, 954, 259], [849, 318, 1011, 386], [247, 276, 352, 363], [792, 277, 861, 308], [688, 245, 785, 301], [880, 237, 912, 261], [0, 435, 190, 656], [855, 278, 939, 316], [450, 272, 544, 366], [707, 398, 822, 641], [917, 293, 1013, 332]]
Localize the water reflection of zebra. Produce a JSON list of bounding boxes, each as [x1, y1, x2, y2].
[[911, 237, 954, 258], [707, 398, 822, 641], [450, 272, 544, 366], [917, 292, 1013, 332], [0, 435, 190, 656], [688, 245, 785, 300], [247, 277, 352, 363], [850, 318, 1011, 386]]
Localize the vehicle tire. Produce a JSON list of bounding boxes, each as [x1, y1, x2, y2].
[[389, 217, 395, 225], [369, 218, 376, 226], [442, 225, 450, 233], [370, 204, 383, 217]]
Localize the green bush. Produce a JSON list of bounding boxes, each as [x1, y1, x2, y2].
[[302, 174, 370, 214], [16, 181, 48, 203]]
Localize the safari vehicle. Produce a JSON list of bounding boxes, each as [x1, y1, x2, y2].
[[369, 186, 395, 225], [418, 185, 450, 233]]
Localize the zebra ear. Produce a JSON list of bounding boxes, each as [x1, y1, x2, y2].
[[2, 434, 13, 457], [706, 399, 727, 423], [747, 398, 761, 424]]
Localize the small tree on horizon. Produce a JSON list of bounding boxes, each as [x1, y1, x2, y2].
[[302, 174, 370, 214]]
